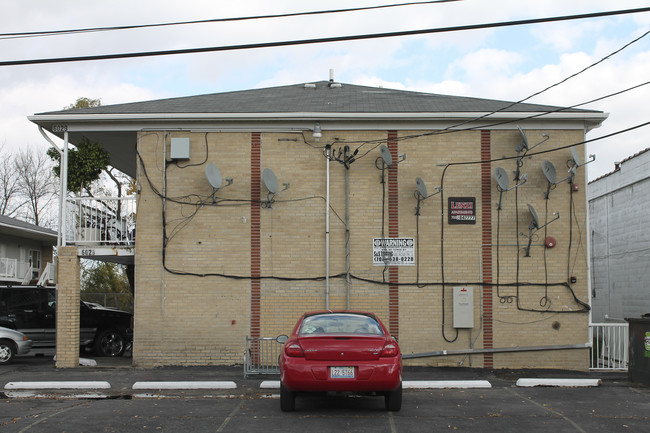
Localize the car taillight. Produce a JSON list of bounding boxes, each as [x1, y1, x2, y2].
[[381, 343, 399, 357], [285, 342, 305, 357]]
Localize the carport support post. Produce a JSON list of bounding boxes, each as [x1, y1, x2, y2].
[[56, 246, 80, 368]]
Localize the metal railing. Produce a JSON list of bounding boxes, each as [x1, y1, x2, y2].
[[589, 322, 628, 371], [66, 196, 136, 246], [0, 258, 35, 283], [244, 336, 284, 377], [0, 257, 18, 280]]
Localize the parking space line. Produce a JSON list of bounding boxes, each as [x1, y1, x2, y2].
[[507, 387, 587, 433], [216, 401, 243, 432]]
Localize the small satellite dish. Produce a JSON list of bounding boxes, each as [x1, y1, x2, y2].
[[517, 125, 529, 152], [416, 177, 428, 198], [262, 168, 278, 194], [494, 167, 510, 190], [570, 147, 581, 167], [205, 163, 223, 190], [379, 145, 393, 166], [542, 161, 557, 184], [527, 203, 540, 230]]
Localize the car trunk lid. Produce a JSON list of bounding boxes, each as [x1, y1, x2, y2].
[[299, 335, 387, 361]]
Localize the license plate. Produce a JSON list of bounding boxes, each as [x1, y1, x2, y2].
[[330, 366, 355, 379]]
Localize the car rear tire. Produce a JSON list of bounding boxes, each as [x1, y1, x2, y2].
[[0, 339, 16, 364], [94, 329, 125, 357], [385, 384, 402, 412], [280, 384, 296, 412]]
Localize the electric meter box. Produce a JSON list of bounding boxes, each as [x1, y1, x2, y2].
[[453, 286, 474, 328], [170, 137, 190, 160]]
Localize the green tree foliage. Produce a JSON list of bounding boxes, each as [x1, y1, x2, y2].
[[47, 97, 111, 195], [65, 97, 101, 110], [47, 136, 111, 194], [81, 261, 133, 312]]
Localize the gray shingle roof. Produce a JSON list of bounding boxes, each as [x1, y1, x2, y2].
[[38, 81, 597, 115], [0, 214, 57, 243]]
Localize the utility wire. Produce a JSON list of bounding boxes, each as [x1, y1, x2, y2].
[[1, 7, 649, 66], [0, 1, 462, 40]]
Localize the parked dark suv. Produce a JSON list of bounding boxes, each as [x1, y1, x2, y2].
[[0, 285, 133, 357]]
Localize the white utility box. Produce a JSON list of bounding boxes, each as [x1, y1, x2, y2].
[[453, 286, 474, 328], [170, 137, 190, 160]]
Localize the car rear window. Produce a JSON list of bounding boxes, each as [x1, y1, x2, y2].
[[299, 313, 384, 335]]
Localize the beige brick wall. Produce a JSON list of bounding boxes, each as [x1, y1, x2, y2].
[[56, 246, 80, 368], [132, 127, 590, 370]]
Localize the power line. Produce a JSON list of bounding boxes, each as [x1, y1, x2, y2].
[[0, 1, 461, 40], [2, 7, 649, 66]]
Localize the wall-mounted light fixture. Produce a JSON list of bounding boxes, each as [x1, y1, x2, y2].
[[312, 122, 322, 142]]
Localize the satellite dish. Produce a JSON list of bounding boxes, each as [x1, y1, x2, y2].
[[379, 145, 393, 166], [494, 167, 510, 190], [416, 177, 428, 198], [517, 125, 529, 152], [205, 163, 223, 190], [542, 161, 557, 184], [262, 168, 278, 194], [570, 147, 581, 167], [527, 203, 540, 230]]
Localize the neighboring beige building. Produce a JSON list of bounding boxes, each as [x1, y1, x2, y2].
[[0, 214, 56, 285], [30, 80, 607, 369]]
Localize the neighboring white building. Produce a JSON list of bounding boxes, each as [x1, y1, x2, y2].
[[0, 215, 56, 285], [589, 147, 650, 322]]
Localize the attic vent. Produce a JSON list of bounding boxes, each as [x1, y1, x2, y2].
[[304, 83, 317, 89], [329, 82, 342, 88]]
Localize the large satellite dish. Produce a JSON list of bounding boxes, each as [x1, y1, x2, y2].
[[205, 163, 223, 190], [416, 177, 428, 198], [541, 161, 557, 184], [379, 145, 393, 166], [527, 203, 540, 230], [262, 168, 278, 194], [494, 167, 510, 190]]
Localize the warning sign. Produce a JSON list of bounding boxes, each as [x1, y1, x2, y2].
[[373, 238, 415, 266]]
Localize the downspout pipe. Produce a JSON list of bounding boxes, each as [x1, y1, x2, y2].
[[38, 127, 65, 249], [325, 144, 331, 309], [345, 150, 350, 310], [61, 131, 69, 246]]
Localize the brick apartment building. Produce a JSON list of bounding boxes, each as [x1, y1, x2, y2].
[[29, 80, 607, 369]]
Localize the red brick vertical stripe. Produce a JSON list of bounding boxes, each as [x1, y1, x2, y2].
[[480, 130, 494, 368], [250, 133, 262, 340], [387, 131, 399, 339]]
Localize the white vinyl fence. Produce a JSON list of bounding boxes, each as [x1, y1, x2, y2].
[[589, 322, 628, 371]]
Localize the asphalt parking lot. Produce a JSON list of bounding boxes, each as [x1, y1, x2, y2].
[[1, 353, 649, 432]]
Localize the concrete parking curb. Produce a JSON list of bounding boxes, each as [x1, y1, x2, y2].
[[516, 378, 602, 387], [4, 381, 111, 390], [132, 381, 237, 390], [403, 380, 492, 389]]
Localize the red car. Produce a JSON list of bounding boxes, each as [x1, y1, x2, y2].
[[278, 311, 402, 412]]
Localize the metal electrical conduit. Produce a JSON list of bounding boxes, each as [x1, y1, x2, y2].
[[402, 342, 591, 359]]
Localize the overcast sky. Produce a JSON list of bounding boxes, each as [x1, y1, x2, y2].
[[1, 0, 649, 181]]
